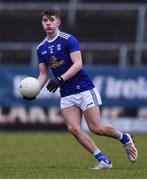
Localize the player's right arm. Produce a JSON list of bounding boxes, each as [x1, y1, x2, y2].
[[38, 63, 48, 89]]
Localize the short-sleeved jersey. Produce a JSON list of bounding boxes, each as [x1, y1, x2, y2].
[[37, 31, 94, 97]]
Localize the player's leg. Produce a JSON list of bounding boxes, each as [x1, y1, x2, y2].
[[61, 105, 98, 153], [84, 106, 138, 162], [84, 106, 121, 138], [61, 105, 112, 169], [83, 89, 138, 162]]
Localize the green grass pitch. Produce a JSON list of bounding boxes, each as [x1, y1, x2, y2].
[[0, 132, 146, 178]]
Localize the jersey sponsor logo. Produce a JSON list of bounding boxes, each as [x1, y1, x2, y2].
[[49, 55, 65, 69]]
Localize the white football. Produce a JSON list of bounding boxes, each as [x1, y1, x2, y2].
[[19, 77, 41, 98]]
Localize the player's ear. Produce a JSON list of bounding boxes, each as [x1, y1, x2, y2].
[[57, 18, 61, 26]]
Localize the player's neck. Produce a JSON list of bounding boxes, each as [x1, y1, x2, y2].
[[47, 30, 59, 41]]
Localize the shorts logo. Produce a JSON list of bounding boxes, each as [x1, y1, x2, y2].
[[76, 85, 80, 90], [87, 102, 93, 106]]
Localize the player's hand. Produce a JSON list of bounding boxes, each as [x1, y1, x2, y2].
[[23, 96, 36, 101], [46, 77, 64, 93]]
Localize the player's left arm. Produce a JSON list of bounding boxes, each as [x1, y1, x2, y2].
[[46, 35, 82, 93], [46, 50, 82, 93], [60, 50, 82, 81]]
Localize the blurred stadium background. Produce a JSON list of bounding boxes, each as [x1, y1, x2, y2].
[[0, 0, 147, 133]]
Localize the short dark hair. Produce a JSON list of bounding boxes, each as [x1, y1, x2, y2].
[[41, 9, 60, 18]]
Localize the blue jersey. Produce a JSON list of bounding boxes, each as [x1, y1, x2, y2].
[[37, 31, 94, 97]]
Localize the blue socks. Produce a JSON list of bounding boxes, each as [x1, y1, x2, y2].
[[119, 134, 129, 144], [94, 151, 110, 164], [93, 133, 129, 164]]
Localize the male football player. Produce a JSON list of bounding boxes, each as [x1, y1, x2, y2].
[[36, 9, 138, 169]]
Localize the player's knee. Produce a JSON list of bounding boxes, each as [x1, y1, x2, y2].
[[89, 125, 104, 135], [67, 126, 81, 135]]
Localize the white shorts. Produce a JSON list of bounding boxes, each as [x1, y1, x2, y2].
[[60, 87, 102, 111]]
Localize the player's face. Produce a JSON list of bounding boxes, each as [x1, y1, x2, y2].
[[42, 15, 60, 34]]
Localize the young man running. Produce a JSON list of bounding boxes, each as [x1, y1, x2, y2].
[[36, 9, 138, 169]]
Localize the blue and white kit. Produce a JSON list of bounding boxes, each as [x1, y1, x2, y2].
[[37, 31, 102, 110]]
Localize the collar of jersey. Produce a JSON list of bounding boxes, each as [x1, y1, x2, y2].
[[46, 30, 60, 43]]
